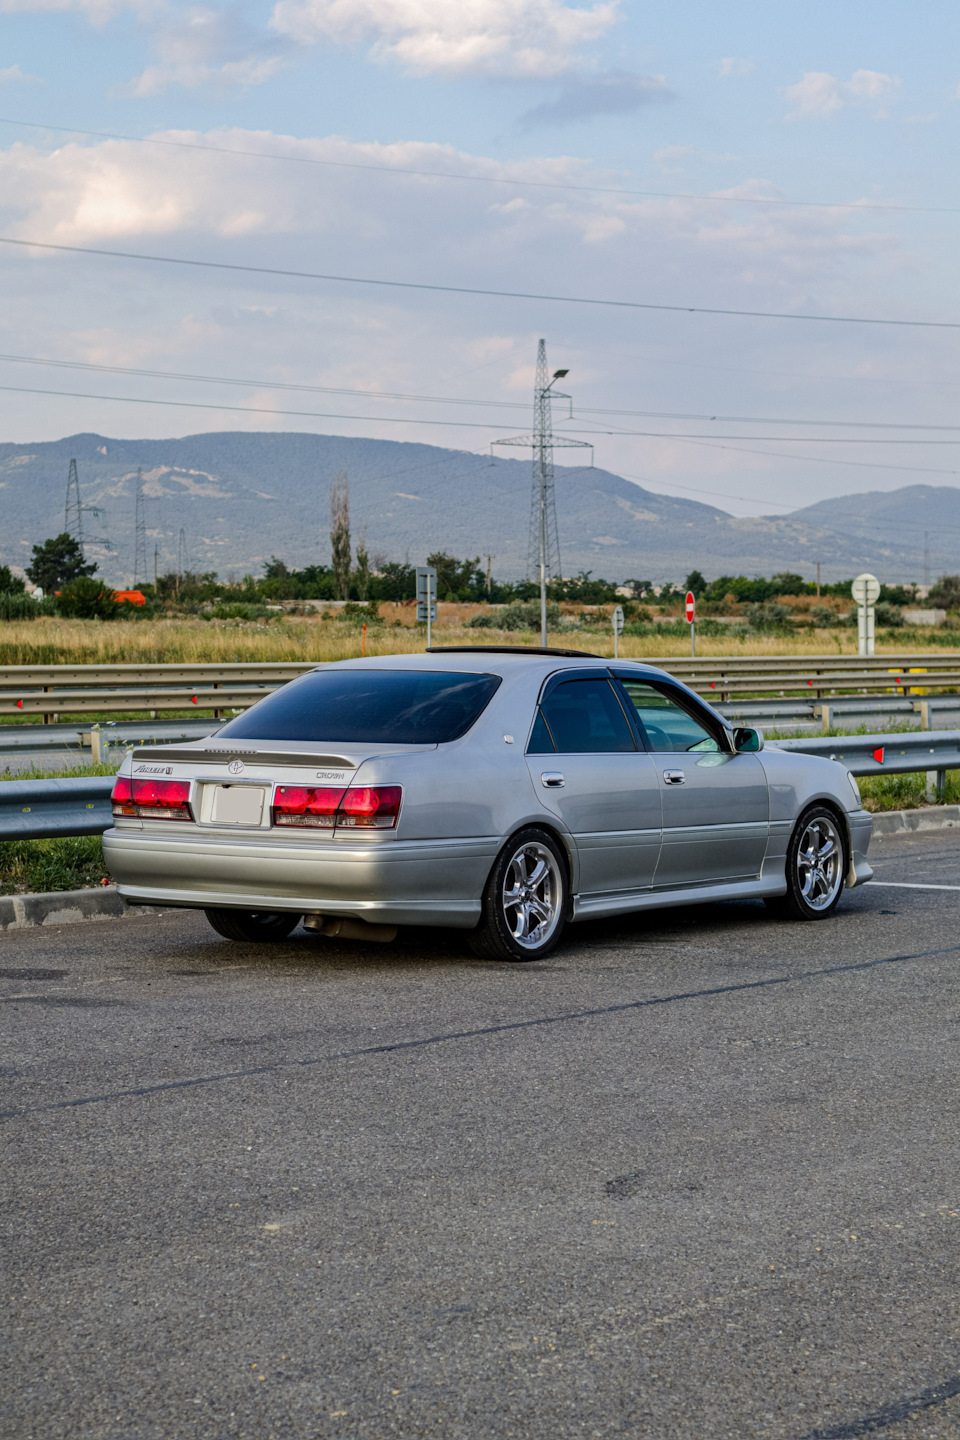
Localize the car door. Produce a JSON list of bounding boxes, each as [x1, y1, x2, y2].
[[526, 672, 662, 897], [613, 675, 768, 888]]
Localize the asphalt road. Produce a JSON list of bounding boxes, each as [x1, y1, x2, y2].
[[3, 829, 960, 1440]]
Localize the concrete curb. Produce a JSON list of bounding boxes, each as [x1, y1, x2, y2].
[[0, 885, 155, 931], [871, 805, 960, 835], [3, 806, 959, 930]]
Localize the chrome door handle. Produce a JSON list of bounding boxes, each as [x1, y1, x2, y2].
[[541, 772, 565, 788], [663, 769, 686, 785]]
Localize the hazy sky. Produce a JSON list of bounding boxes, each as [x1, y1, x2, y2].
[[2, 0, 960, 568]]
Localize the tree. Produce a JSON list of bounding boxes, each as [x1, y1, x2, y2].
[[0, 566, 25, 594], [683, 570, 707, 598], [25, 533, 97, 592], [354, 528, 370, 601], [928, 574, 960, 609], [56, 576, 119, 619], [330, 472, 351, 600], [426, 551, 481, 601]]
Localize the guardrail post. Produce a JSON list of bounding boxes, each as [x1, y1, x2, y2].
[[213, 681, 223, 721], [83, 727, 102, 764], [817, 703, 833, 733], [926, 768, 946, 802], [914, 700, 931, 730]]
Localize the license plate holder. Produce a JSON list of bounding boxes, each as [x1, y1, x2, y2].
[[210, 785, 267, 826]]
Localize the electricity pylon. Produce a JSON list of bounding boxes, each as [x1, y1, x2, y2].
[[492, 339, 592, 647], [133, 468, 148, 588], [64, 459, 84, 548]]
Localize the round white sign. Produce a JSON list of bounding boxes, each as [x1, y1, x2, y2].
[[851, 573, 881, 606]]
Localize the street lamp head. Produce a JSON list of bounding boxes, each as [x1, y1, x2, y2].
[[553, 369, 569, 379]]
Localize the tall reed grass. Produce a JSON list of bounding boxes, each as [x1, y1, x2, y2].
[[0, 616, 951, 666]]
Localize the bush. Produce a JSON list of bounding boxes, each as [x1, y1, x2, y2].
[[338, 601, 382, 626], [56, 577, 119, 620], [0, 591, 53, 621], [745, 602, 793, 631], [874, 602, 904, 628], [810, 605, 838, 627], [468, 601, 561, 631], [204, 602, 274, 621]]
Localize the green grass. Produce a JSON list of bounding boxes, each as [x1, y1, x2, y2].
[[0, 835, 109, 895]]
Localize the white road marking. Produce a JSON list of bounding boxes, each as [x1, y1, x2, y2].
[[870, 881, 960, 891]]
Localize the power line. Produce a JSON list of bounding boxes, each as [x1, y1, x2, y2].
[[0, 116, 952, 216], [673, 437, 960, 477], [2, 234, 958, 331], [3, 351, 960, 432], [8, 379, 960, 445]]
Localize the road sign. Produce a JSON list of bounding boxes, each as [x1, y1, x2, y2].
[[851, 573, 880, 656], [851, 573, 880, 607], [611, 603, 624, 658], [416, 566, 437, 645], [685, 591, 696, 622]]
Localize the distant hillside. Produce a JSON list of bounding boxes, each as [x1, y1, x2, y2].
[[0, 430, 953, 584]]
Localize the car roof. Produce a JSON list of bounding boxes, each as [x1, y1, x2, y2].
[[321, 647, 676, 683]]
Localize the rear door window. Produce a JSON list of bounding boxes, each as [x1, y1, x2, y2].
[[216, 669, 501, 744], [616, 679, 722, 753], [531, 678, 637, 754]]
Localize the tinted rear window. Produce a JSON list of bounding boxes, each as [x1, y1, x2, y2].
[[216, 669, 501, 745]]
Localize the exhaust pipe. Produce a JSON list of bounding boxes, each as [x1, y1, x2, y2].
[[303, 914, 397, 944]]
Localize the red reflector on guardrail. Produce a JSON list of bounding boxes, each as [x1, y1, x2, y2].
[[874, 747, 885, 763]]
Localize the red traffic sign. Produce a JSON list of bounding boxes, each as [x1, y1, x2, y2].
[[684, 591, 696, 623]]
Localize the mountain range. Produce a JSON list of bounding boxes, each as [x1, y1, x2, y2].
[[1, 430, 957, 585]]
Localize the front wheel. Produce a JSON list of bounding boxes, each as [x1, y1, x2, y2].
[[204, 909, 302, 942], [765, 807, 846, 921], [469, 828, 568, 962]]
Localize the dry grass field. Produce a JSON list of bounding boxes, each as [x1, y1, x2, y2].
[[0, 612, 954, 666]]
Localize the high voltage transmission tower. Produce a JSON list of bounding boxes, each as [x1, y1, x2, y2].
[[133, 468, 147, 587], [64, 458, 83, 549], [492, 339, 592, 646]]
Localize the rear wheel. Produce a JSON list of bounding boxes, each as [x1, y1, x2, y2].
[[204, 909, 302, 942], [469, 827, 568, 962], [765, 806, 846, 921]]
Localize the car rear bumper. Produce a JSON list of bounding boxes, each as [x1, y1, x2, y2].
[[102, 826, 497, 927]]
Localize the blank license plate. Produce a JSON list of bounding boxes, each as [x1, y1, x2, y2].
[[211, 785, 266, 826]]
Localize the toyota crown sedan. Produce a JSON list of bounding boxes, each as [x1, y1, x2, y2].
[[103, 647, 874, 962]]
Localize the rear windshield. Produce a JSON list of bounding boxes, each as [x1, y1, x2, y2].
[[216, 669, 501, 745]]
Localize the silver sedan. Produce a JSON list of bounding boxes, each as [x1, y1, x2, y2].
[[103, 647, 873, 961]]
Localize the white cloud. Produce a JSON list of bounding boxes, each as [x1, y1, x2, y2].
[[718, 57, 754, 78], [270, 0, 621, 77], [0, 62, 42, 82], [785, 68, 901, 119], [122, 52, 286, 94], [0, 0, 153, 18]]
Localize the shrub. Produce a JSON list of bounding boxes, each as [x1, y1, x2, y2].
[[810, 605, 838, 627], [468, 601, 561, 631], [874, 602, 904, 628], [56, 577, 120, 620]]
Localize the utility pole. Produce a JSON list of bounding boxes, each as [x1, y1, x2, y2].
[[133, 468, 147, 588], [924, 531, 930, 588], [485, 554, 495, 596], [492, 340, 592, 647], [154, 545, 159, 587], [816, 562, 821, 598]]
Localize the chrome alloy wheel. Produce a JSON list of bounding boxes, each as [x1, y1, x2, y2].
[[796, 814, 843, 911], [501, 840, 563, 951]]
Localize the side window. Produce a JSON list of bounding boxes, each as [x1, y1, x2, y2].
[[618, 680, 721, 753], [534, 678, 637, 754]]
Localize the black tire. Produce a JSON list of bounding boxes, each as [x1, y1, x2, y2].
[[469, 827, 568, 962], [764, 805, 847, 921], [204, 909, 302, 942]]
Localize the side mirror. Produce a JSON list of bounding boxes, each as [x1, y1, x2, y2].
[[734, 726, 763, 753]]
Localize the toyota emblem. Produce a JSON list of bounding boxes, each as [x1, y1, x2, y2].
[[227, 758, 245, 775]]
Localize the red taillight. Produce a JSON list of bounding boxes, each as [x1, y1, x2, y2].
[[271, 784, 401, 831], [112, 776, 193, 820], [272, 785, 345, 828], [337, 785, 403, 829]]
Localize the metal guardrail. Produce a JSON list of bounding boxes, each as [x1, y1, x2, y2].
[[0, 776, 114, 840], [4, 730, 960, 840], [0, 654, 959, 723]]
